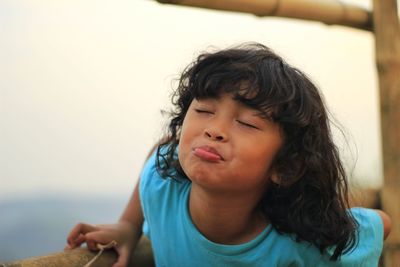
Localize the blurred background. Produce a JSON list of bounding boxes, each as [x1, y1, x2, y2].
[[0, 0, 388, 261]]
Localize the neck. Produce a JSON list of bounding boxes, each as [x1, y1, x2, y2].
[[189, 184, 268, 245]]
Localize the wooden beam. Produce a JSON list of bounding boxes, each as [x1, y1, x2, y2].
[[3, 236, 155, 267], [372, 0, 400, 266], [156, 0, 372, 31], [3, 248, 117, 267]]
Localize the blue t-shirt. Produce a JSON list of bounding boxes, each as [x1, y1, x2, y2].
[[139, 151, 383, 267]]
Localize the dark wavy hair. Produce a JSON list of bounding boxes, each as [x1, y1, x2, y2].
[[156, 43, 358, 260]]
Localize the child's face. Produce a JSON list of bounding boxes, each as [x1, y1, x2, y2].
[[178, 93, 283, 195]]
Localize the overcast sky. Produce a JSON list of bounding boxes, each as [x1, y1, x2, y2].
[[1, 0, 391, 200]]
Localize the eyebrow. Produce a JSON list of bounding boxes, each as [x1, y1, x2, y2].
[[253, 110, 275, 121], [194, 97, 219, 103]]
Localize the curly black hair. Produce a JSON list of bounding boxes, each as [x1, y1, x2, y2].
[[156, 43, 358, 260]]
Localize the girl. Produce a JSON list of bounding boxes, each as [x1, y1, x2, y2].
[[66, 43, 391, 267]]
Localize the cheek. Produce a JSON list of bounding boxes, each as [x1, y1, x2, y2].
[[178, 127, 190, 153], [178, 128, 193, 167], [241, 142, 281, 173], [179, 115, 192, 141], [179, 115, 201, 149]]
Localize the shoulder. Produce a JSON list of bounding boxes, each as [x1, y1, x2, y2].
[[138, 146, 190, 243], [373, 209, 391, 240], [139, 147, 189, 203], [140, 148, 159, 187], [332, 207, 385, 266], [350, 207, 386, 240]]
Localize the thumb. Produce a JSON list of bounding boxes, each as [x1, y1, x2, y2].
[[112, 247, 130, 267]]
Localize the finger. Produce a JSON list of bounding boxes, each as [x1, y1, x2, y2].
[[67, 223, 98, 246], [112, 257, 128, 267], [86, 239, 100, 252], [84, 231, 117, 251], [112, 247, 130, 267], [85, 231, 118, 246], [66, 233, 86, 249]]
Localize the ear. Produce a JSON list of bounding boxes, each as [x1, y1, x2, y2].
[[269, 170, 297, 187], [269, 170, 280, 185]]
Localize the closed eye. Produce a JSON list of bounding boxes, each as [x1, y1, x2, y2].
[[237, 120, 259, 130], [194, 109, 213, 114]]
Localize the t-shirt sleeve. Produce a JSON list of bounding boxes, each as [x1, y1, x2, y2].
[[340, 207, 384, 266], [139, 149, 159, 239]]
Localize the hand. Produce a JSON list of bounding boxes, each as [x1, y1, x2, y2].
[[65, 221, 137, 267]]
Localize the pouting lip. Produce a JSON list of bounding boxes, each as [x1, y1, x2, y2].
[[193, 145, 224, 161]]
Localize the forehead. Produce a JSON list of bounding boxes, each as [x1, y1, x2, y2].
[[189, 70, 280, 120], [193, 79, 257, 97]]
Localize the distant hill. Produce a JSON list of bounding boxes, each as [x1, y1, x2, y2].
[[0, 195, 127, 262]]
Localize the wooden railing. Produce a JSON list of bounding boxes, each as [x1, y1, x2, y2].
[[2, 237, 154, 267]]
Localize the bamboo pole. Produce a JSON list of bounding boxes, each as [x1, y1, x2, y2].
[[2, 236, 155, 267], [372, 0, 400, 266], [3, 248, 117, 267], [156, 0, 372, 31]]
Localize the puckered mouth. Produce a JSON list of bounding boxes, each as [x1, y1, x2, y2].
[[193, 145, 224, 161]]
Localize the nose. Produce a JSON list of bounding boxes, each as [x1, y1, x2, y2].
[[204, 121, 229, 142]]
